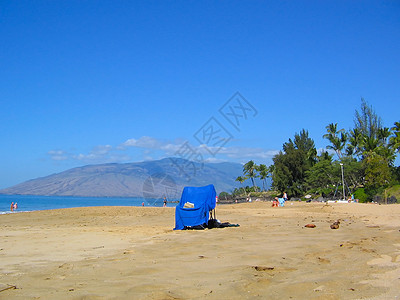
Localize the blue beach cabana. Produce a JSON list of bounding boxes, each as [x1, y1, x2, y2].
[[174, 184, 216, 230]]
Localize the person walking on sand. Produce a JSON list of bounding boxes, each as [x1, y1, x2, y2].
[[10, 202, 14, 212]]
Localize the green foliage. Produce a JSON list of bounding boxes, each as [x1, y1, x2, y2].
[[242, 100, 399, 201], [305, 152, 336, 192], [231, 185, 259, 197], [354, 98, 382, 140], [363, 151, 391, 190], [319, 100, 398, 200], [243, 160, 258, 190], [365, 186, 385, 202], [353, 188, 368, 203], [338, 157, 364, 190], [231, 188, 241, 197], [271, 151, 291, 192], [352, 100, 395, 165], [303, 152, 364, 197], [385, 184, 400, 202], [238, 161, 274, 193], [346, 128, 363, 158], [323, 123, 346, 160], [391, 166, 400, 184], [218, 191, 231, 200], [272, 129, 316, 196], [389, 121, 400, 153], [235, 176, 245, 184], [256, 164, 269, 191], [235, 176, 247, 196]]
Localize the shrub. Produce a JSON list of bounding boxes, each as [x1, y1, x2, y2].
[[353, 188, 368, 203]]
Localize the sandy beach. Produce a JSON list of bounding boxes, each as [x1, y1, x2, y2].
[[1, 202, 400, 299]]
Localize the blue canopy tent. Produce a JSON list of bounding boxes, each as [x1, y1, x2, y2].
[[174, 184, 217, 230]]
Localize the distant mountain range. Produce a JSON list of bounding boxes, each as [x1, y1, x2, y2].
[[0, 158, 250, 199]]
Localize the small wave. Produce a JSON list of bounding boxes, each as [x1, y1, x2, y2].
[[0, 210, 31, 215]]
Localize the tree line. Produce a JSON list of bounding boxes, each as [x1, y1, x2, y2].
[[233, 99, 400, 202], [234, 161, 274, 195]]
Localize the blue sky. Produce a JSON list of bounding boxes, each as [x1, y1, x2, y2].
[[1, 1, 399, 189]]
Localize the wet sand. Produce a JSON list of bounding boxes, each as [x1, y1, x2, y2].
[[1, 202, 400, 299]]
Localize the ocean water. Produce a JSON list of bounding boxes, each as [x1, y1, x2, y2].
[[0, 194, 176, 214]]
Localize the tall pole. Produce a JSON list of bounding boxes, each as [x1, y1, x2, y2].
[[385, 189, 387, 205], [340, 163, 345, 201]]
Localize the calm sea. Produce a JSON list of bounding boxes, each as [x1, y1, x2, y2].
[[0, 194, 177, 214]]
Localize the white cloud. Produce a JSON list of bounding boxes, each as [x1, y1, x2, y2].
[[48, 136, 280, 165], [196, 144, 279, 160], [121, 136, 162, 149], [73, 145, 113, 161], [204, 157, 230, 163], [121, 136, 280, 163], [160, 143, 182, 155], [93, 145, 112, 155], [47, 150, 69, 161], [48, 145, 130, 164], [120, 136, 183, 155]]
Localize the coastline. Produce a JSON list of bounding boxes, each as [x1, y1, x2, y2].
[[0, 194, 178, 214], [1, 202, 400, 299]]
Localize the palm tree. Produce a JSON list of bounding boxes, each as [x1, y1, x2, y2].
[[378, 127, 391, 145], [346, 128, 362, 157], [243, 160, 258, 191], [268, 164, 275, 176], [235, 176, 246, 196], [377, 146, 396, 166], [376, 126, 395, 165], [363, 135, 380, 152], [323, 123, 346, 160], [389, 121, 400, 153], [256, 164, 268, 191]]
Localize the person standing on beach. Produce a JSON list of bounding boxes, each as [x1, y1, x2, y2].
[[10, 202, 14, 212], [163, 197, 167, 207], [283, 192, 288, 202]]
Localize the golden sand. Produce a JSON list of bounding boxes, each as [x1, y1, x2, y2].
[[1, 202, 400, 299]]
